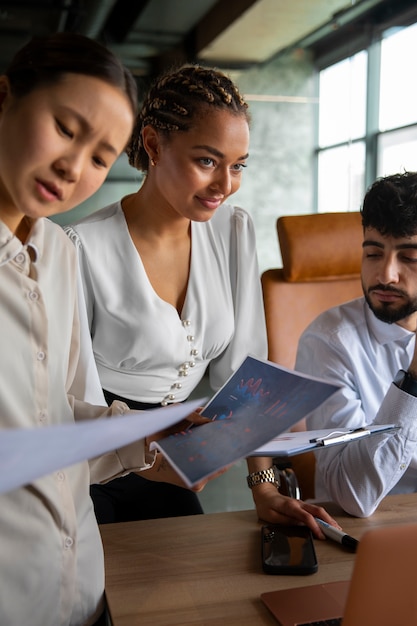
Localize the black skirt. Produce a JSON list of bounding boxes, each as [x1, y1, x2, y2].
[[89, 390, 204, 524]]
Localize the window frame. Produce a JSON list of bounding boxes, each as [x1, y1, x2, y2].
[[312, 2, 417, 211]]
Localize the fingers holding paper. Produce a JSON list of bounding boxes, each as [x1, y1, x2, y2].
[[145, 408, 210, 444], [139, 448, 231, 492]]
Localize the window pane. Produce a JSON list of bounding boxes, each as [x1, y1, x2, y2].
[[318, 142, 365, 213], [380, 22, 417, 131], [378, 126, 417, 176], [318, 51, 367, 147]]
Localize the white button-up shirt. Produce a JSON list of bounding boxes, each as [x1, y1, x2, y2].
[[0, 217, 150, 626], [296, 297, 417, 517]]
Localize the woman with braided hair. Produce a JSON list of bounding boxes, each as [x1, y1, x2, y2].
[[66, 64, 338, 536]]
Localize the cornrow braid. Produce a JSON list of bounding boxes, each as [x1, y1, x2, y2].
[[126, 64, 249, 172]]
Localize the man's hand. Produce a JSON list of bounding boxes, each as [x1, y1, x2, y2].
[[251, 482, 341, 539]]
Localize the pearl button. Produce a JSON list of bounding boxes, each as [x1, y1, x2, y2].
[[15, 253, 25, 264], [28, 291, 39, 301], [36, 351, 46, 361], [64, 537, 74, 549]]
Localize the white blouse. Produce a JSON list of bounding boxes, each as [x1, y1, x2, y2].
[[65, 201, 268, 404]]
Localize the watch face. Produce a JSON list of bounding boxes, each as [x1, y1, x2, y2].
[[272, 466, 281, 485], [394, 369, 407, 386]]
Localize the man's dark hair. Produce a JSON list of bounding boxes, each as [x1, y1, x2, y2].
[[361, 171, 417, 237]]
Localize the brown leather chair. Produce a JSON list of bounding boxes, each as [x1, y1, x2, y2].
[[261, 212, 363, 499]]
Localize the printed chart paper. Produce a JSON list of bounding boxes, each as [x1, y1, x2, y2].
[[152, 356, 339, 486]]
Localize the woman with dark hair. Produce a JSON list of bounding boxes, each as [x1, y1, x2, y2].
[[0, 33, 206, 626], [66, 64, 338, 536], [5, 31, 138, 102]]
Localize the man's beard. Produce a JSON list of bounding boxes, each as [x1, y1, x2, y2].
[[363, 283, 417, 324]]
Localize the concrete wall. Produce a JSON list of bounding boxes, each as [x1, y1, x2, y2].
[[232, 48, 316, 272]]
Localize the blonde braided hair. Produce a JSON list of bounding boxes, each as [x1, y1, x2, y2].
[[126, 64, 249, 172]]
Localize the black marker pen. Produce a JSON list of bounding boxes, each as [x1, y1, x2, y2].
[[315, 518, 359, 551]]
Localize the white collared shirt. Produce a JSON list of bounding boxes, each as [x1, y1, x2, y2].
[[296, 297, 417, 517], [0, 217, 149, 625]]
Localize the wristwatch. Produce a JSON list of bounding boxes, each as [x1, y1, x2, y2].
[[246, 467, 280, 489], [394, 369, 417, 397]]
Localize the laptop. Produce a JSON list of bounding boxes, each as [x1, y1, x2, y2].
[[261, 523, 417, 626]]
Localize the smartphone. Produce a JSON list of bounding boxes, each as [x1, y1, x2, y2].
[[261, 524, 318, 575]]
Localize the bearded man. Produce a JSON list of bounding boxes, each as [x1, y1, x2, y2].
[[296, 171, 417, 517]]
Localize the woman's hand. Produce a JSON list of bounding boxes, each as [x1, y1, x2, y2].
[[139, 450, 230, 492], [251, 483, 341, 539], [142, 407, 227, 490], [145, 408, 210, 446]]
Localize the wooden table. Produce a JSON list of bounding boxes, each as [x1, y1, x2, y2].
[[100, 493, 417, 625]]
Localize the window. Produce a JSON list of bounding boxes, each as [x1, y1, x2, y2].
[[318, 54, 367, 147], [378, 126, 417, 177], [318, 142, 365, 213], [316, 16, 417, 212], [316, 52, 367, 213], [377, 21, 417, 176], [379, 22, 417, 132]]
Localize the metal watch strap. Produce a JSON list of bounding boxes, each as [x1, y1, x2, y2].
[[246, 467, 280, 489]]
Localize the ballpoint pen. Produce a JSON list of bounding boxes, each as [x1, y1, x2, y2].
[[315, 518, 359, 551], [310, 427, 370, 446]]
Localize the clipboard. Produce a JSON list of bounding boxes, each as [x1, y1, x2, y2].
[[248, 424, 398, 457]]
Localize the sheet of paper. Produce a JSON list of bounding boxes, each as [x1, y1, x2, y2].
[[152, 355, 340, 487], [0, 398, 204, 494]]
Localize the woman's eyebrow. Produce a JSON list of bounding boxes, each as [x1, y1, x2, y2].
[[192, 144, 249, 161], [62, 106, 119, 156]]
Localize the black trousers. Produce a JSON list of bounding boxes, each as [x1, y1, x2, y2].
[[90, 390, 204, 524]]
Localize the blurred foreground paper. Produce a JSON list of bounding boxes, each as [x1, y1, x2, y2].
[[0, 398, 203, 494]]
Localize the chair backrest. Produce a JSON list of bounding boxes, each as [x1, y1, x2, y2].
[[261, 212, 363, 499]]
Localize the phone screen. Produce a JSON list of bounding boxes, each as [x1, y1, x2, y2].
[[261, 524, 318, 575]]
